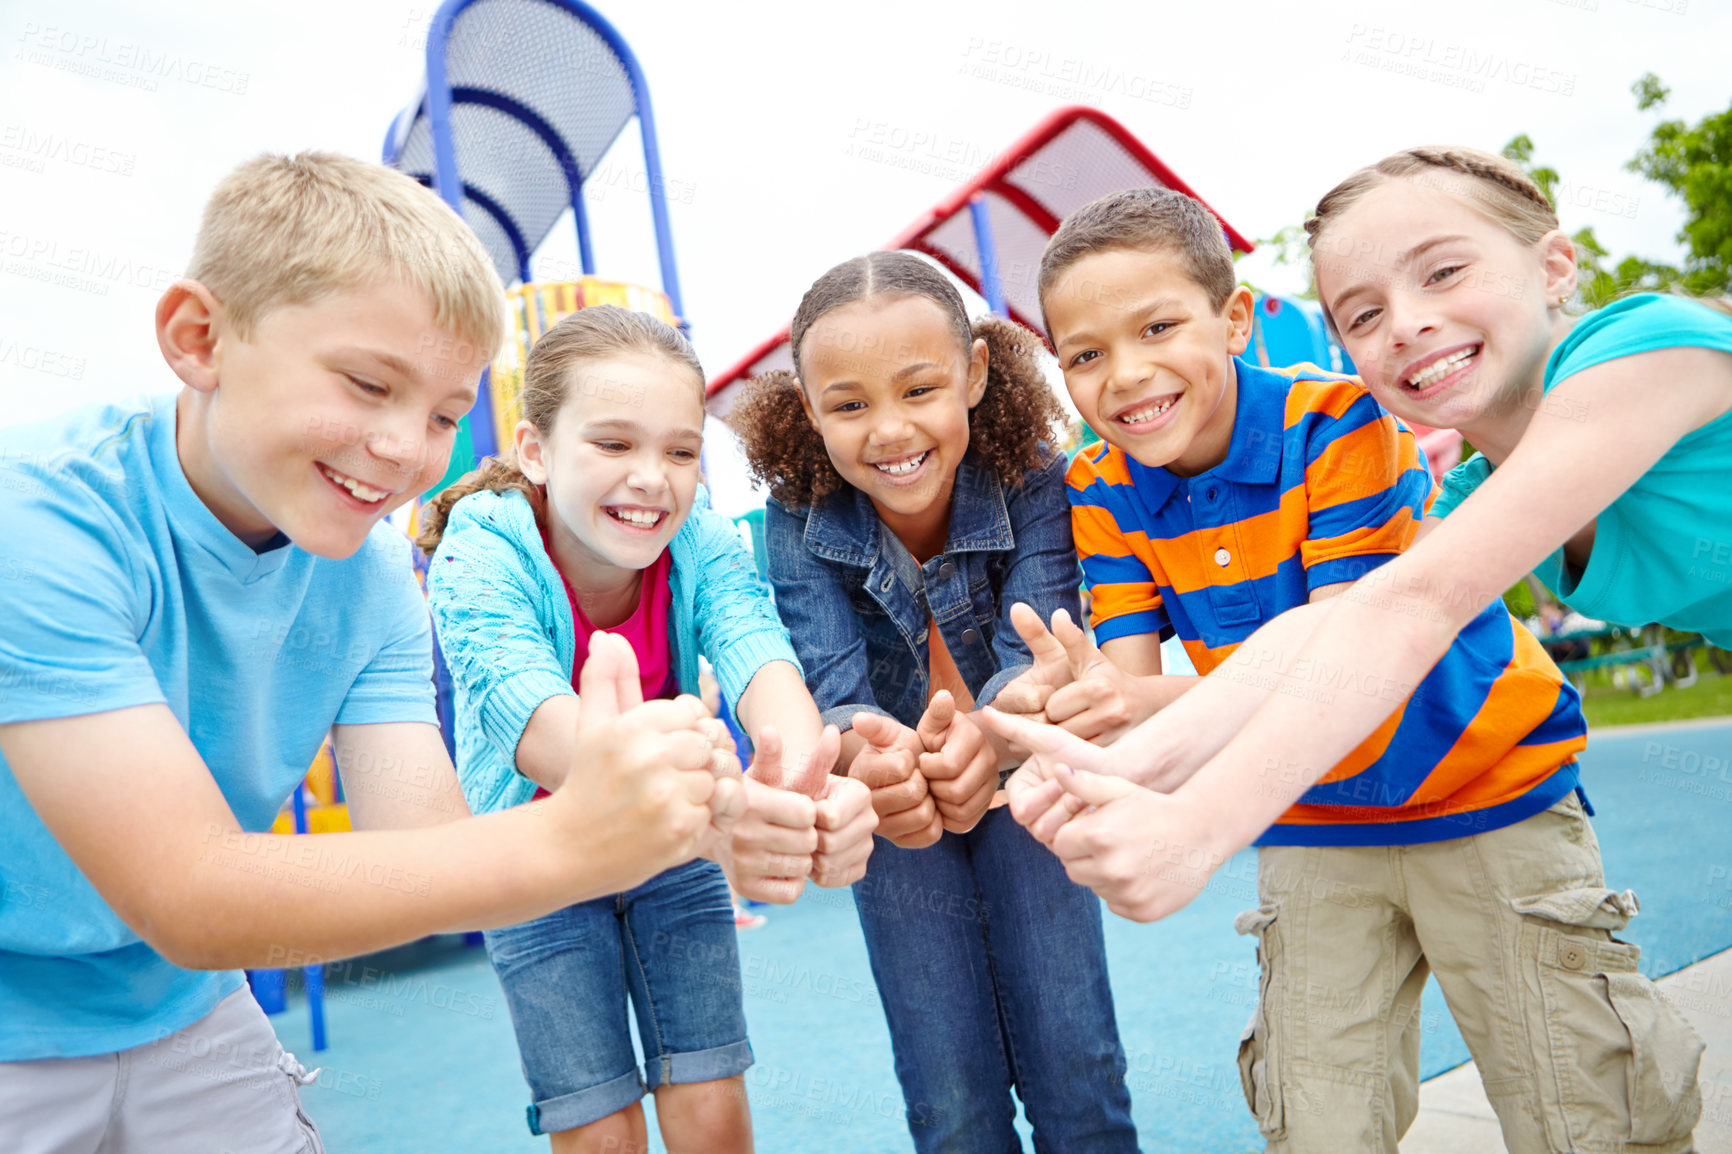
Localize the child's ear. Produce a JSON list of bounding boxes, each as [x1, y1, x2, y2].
[[515, 420, 550, 484], [155, 280, 224, 392], [965, 337, 989, 408], [1538, 229, 1579, 308], [1223, 286, 1256, 357]]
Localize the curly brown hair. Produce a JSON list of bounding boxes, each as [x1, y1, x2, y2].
[[415, 305, 704, 555], [729, 251, 1066, 509]]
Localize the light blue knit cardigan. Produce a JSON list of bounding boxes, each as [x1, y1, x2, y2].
[[425, 486, 802, 815]]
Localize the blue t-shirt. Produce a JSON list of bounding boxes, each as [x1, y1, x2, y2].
[[0, 395, 437, 1060], [1430, 294, 1732, 646]]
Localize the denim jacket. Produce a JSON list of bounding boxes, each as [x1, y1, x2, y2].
[[426, 485, 801, 815], [765, 448, 1082, 732]]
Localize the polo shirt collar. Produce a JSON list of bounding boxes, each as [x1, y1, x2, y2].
[[1119, 357, 1284, 512], [1212, 357, 1284, 485]]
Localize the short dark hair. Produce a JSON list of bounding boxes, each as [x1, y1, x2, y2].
[[1038, 187, 1237, 328]]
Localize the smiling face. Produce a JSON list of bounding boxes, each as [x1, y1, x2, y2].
[[168, 278, 486, 559], [1045, 247, 1253, 476], [1311, 176, 1575, 436], [796, 294, 987, 556], [517, 351, 704, 584]]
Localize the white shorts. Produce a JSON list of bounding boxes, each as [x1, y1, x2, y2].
[[0, 987, 326, 1154]]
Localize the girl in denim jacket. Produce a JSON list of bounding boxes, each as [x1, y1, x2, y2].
[[419, 307, 875, 1154], [732, 252, 1140, 1153]]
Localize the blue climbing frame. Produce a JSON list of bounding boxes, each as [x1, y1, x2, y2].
[[382, 0, 687, 458]]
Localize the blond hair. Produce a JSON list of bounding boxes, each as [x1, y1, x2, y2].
[[415, 306, 704, 555], [187, 151, 508, 358]]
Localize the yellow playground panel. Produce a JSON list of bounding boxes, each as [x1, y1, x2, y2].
[[489, 278, 679, 438], [271, 738, 352, 835]]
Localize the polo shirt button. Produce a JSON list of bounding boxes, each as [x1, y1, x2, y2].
[[1214, 547, 1231, 567], [937, 562, 955, 581], [962, 628, 979, 644]]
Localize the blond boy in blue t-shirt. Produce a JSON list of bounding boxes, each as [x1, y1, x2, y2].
[[0, 153, 871, 1150]]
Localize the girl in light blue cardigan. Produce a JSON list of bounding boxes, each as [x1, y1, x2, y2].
[[419, 307, 875, 1154]]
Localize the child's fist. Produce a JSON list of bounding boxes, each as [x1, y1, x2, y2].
[[849, 711, 942, 848], [913, 692, 998, 835]]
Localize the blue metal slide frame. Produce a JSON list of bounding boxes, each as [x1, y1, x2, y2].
[[382, 0, 687, 458]]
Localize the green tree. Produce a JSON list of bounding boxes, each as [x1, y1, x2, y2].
[[1625, 72, 1732, 294], [1504, 73, 1732, 306]]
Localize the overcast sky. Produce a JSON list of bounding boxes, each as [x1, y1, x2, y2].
[[2, 0, 1725, 511]]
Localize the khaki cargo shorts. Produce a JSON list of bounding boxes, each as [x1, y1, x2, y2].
[[1235, 794, 1704, 1154]]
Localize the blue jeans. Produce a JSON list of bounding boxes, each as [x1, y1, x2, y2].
[[483, 859, 752, 1135], [852, 806, 1140, 1152]]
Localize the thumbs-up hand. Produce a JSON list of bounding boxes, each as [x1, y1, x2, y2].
[[975, 704, 1113, 843], [989, 602, 1080, 717], [735, 725, 876, 894], [1039, 611, 1158, 744], [848, 711, 942, 849], [753, 723, 837, 800], [716, 727, 819, 905], [547, 633, 719, 893], [913, 691, 998, 835], [1047, 767, 1228, 924], [790, 727, 877, 888]]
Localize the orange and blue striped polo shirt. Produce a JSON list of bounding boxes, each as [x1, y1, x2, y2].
[[1068, 358, 1588, 846]]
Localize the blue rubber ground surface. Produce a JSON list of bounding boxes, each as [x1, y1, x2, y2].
[[277, 720, 1732, 1153]]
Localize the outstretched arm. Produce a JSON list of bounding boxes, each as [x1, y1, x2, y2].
[[1183, 347, 1732, 853], [1, 634, 725, 970]]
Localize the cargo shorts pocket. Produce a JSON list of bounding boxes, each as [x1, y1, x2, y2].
[[1234, 904, 1285, 1138], [1516, 888, 1703, 1151]]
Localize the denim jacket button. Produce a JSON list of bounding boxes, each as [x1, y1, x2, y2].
[[937, 562, 955, 582], [961, 628, 979, 645]]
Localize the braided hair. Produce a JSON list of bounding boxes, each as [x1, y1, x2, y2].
[[728, 251, 1066, 509], [1306, 146, 1732, 321], [1305, 146, 1560, 253]]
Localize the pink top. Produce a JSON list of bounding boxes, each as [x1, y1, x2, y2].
[[532, 523, 677, 798]]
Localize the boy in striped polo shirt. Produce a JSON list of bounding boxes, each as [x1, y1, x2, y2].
[[981, 188, 1702, 1153]]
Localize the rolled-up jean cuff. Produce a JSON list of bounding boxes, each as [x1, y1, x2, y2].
[[529, 1070, 645, 1135], [644, 1038, 755, 1092]]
